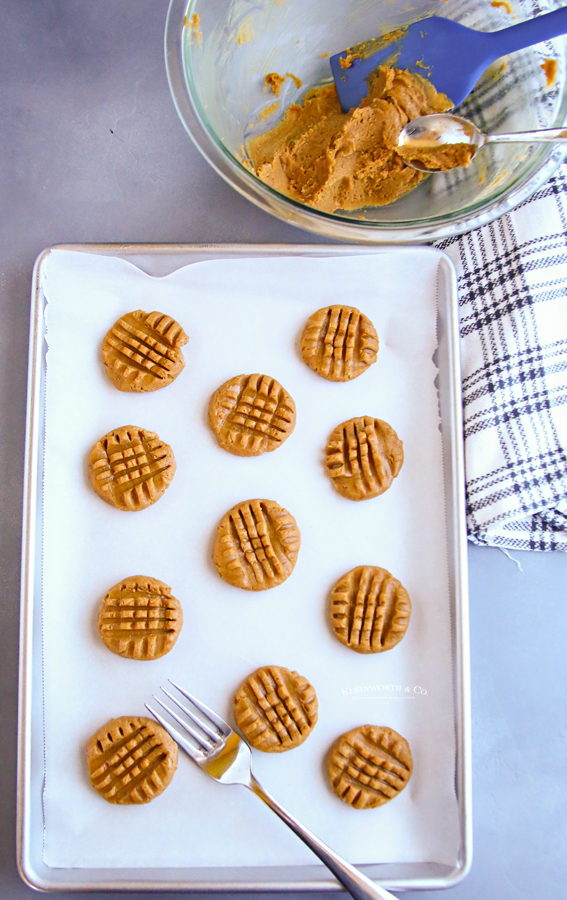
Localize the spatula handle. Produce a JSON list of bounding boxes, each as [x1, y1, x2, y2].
[[487, 7, 567, 56]]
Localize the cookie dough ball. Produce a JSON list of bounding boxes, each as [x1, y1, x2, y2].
[[208, 373, 296, 457], [326, 725, 412, 809], [88, 425, 176, 511], [325, 416, 403, 501], [97, 576, 183, 660], [234, 665, 318, 752], [330, 566, 411, 653], [213, 499, 300, 591], [301, 305, 378, 381], [85, 716, 177, 804], [102, 310, 188, 392]]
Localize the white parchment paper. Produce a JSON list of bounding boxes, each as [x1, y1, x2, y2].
[[41, 249, 460, 869]]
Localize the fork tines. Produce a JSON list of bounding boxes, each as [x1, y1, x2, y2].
[[145, 680, 230, 760]]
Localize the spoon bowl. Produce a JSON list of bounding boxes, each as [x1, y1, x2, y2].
[[398, 114, 486, 172], [399, 113, 567, 172]]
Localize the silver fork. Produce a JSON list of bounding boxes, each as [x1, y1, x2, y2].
[[146, 681, 398, 900]]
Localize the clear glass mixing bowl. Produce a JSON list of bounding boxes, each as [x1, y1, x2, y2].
[[165, 0, 567, 242]]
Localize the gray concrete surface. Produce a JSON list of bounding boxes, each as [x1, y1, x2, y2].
[[1, 1, 565, 897]]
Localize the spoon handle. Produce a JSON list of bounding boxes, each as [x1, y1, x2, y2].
[[486, 127, 567, 145]]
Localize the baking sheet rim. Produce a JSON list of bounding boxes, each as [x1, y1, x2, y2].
[[17, 242, 471, 892]]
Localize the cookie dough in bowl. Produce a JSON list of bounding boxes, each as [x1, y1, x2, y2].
[[166, 0, 567, 242], [248, 66, 452, 213]]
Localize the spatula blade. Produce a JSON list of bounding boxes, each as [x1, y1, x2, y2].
[[330, 17, 495, 112]]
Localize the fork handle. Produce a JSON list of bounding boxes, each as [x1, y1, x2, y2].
[[248, 776, 399, 900]]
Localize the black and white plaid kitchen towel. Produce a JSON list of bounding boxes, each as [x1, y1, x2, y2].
[[437, 158, 567, 551]]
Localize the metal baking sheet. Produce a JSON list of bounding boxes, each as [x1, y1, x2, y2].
[[18, 243, 471, 892]]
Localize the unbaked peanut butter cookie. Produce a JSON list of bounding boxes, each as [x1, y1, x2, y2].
[[330, 566, 411, 653], [208, 373, 296, 457], [213, 498, 300, 591], [102, 310, 188, 392], [85, 715, 178, 804], [234, 664, 318, 752], [325, 416, 403, 501], [88, 425, 176, 511], [326, 724, 412, 809], [97, 576, 183, 660], [300, 305, 378, 381]]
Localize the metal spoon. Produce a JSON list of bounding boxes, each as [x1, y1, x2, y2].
[[398, 113, 567, 172]]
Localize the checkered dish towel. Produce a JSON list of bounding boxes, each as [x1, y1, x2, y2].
[[437, 159, 567, 552]]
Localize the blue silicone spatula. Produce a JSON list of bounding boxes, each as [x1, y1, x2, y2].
[[330, 9, 567, 112]]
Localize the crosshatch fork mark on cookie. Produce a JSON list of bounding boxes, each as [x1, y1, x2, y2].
[[85, 716, 178, 804], [325, 416, 404, 501], [327, 725, 412, 809], [330, 565, 411, 653], [97, 576, 183, 660], [213, 499, 301, 590], [208, 374, 296, 456], [102, 310, 188, 392], [234, 665, 318, 752], [87, 426, 176, 511], [300, 305, 378, 381]]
